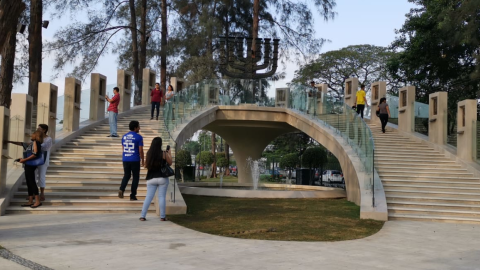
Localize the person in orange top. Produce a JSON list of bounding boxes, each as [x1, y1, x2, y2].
[[354, 84, 369, 118], [150, 83, 163, 120]]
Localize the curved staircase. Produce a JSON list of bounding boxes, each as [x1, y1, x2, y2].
[[6, 108, 177, 214], [369, 122, 480, 223]]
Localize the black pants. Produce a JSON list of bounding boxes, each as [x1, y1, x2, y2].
[[151, 102, 160, 118], [25, 165, 39, 196], [356, 104, 365, 118], [120, 161, 140, 198], [380, 114, 389, 132]]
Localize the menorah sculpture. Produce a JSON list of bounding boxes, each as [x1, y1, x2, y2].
[[219, 37, 280, 79]]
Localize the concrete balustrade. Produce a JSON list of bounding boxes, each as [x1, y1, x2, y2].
[[370, 81, 386, 123], [37, 83, 58, 141], [0, 106, 10, 195], [457, 99, 477, 162], [63, 77, 82, 132], [344, 77, 358, 108], [275, 88, 289, 108], [428, 92, 448, 145], [117, 70, 132, 112], [8, 94, 33, 160], [142, 68, 156, 106], [398, 86, 415, 133], [89, 73, 107, 121]]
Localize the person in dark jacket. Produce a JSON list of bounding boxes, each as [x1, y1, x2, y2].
[[150, 83, 163, 120], [139, 137, 172, 221]]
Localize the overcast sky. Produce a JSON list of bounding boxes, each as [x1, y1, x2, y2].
[[12, 0, 416, 97]]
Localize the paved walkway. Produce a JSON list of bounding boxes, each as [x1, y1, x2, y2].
[[0, 214, 479, 270]]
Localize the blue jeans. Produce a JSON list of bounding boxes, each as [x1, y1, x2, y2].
[[108, 111, 118, 136], [151, 102, 160, 118], [164, 102, 172, 129], [141, 177, 169, 218]]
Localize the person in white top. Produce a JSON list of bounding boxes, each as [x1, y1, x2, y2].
[[164, 85, 175, 128], [36, 124, 52, 201]]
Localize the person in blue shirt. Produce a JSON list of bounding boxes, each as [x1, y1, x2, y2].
[[119, 121, 144, 200]]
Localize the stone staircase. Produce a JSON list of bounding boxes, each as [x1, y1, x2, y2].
[[369, 122, 480, 223], [7, 108, 177, 214]]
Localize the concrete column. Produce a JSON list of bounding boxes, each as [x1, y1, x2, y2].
[[142, 68, 156, 105], [315, 83, 328, 114], [90, 73, 107, 121], [344, 77, 358, 108], [398, 86, 415, 133], [63, 77, 82, 132], [37, 83, 58, 141], [275, 88, 289, 108], [204, 84, 219, 105], [171, 77, 185, 117], [457, 99, 477, 162], [428, 92, 448, 145], [0, 106, 10, 195], [117, 70, 132, 112], [170, 77, 184, 93], [8, 94, 33, 159], [370, 81, 386, 123]]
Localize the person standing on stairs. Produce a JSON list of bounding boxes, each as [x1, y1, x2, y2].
[[35, 124, 52, 201], [354, 84, 369, 118], [377, 97, 391, 133], [119, 120, 144, 201], [105, 87, 120, 137], [164, 85, 175, 128], [139, 137, 172, 221], [151, 83, 163, 120]]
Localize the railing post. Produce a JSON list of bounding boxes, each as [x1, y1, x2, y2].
[[398, 86, 415, 133], [428, 92, 448, 145], [456, 99, 477, 162]]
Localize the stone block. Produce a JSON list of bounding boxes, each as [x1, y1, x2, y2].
[[37, 83, 58, 141], [90, 73, 107, 121], [117, 70, 132, 112], [63, 77, 82, 132], [398, 86, 415, 133], [457, 99, 477, 162], [428, 92, 448, 145]]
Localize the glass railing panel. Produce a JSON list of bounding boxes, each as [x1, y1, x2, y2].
[[386, 95, 399, 125], [414, 101, 429, 136]]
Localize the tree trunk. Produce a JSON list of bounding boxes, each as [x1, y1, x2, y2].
[[137, 0, 147, 105], [28, 0, 43, 105], [210, 132, 217, 178], [0, 0, 25, 52], [129, 0, 140, 106], [251, 0, 260, 56], [0, 24, 17, 108], [160, 0, 167, 94], [225, 143, 230, 175]]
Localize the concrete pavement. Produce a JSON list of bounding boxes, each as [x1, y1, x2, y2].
[[0, 214, 479, 270]]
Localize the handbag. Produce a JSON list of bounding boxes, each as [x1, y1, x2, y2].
[[375, 108, 380, 117], [23, 149, 45, 166], [160, 152, 175, 177]]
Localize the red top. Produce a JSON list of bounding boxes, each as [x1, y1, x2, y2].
[[151, 89, 163, 103], [107, 93, 120, 113]]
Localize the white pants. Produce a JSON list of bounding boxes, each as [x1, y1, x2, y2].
[[35, 151, 50, 188]]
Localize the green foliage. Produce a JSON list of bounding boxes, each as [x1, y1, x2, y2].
[[279, 153, 298, 169], [176, 149, 192, 169], [302, 147, 327, 169], [183, 140, 200, 155], [197, 151, 214, 166], [216, 152, 229, 168]]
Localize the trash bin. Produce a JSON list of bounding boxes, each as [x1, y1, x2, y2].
[[295, 168, 313, 185]]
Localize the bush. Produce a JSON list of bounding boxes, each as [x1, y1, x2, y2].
[[197, 151, 214, 166], [302, 147, 327, 169]]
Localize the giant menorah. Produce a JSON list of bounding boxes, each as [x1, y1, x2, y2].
[[219, 37, 280, 79]]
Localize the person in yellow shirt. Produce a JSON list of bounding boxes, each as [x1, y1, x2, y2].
[[354, 84, 369, 118]]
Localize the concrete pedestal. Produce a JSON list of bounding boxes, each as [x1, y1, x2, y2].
[[398, 86, 415, 133], [142, 68, 156, 106], [117, 70, 132, 112], [0, 106, 10, 195], [457, 99, 477, 162], [370, 81, 386, 123], [171, 77, 184, 93], [275, 88, 290, 108], [8, 94, 33, 159], [64, 77, 82, 132], [204, 84, 219, 105], [344, 78, 358, 108], [428, 92, 448, 145], [90, 73, 107, 121], [37, 83, 58, 141], [315, 83, 328, 114]]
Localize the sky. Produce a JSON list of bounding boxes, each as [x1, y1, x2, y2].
[[12, 0, 416, 98]]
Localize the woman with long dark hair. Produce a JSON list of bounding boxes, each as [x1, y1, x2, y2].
[[140, 137, 172, 221], [377, 97, 391, 133]]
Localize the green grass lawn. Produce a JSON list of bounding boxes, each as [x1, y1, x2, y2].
[[169, 195, 384, 241]]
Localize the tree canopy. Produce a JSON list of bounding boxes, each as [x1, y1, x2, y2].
[[301, 147, 327, 169]]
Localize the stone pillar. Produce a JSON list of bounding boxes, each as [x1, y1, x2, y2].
[[117, 70, 132, 112], [398, 86, 415, 133], [170, 77, 184, 93], [37, 83, 58, 141], [344, 77, 358, 108], [204, 84, 219, 105], [63, 77, 82, 132], [8, 94, 33, 160], [428, 92, 448, 145], [457, 99, 477, 162], [275, 88, 289, 108], [0, 106, 10, 195], [370, 81, 386, 123], [90, 73, 107, 121], [142, 68, 156, 105], [315, 83, 328, 114], [171, 77, 185, 117]]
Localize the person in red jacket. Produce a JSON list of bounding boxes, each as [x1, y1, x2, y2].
[[150, 83, 163, 120]]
